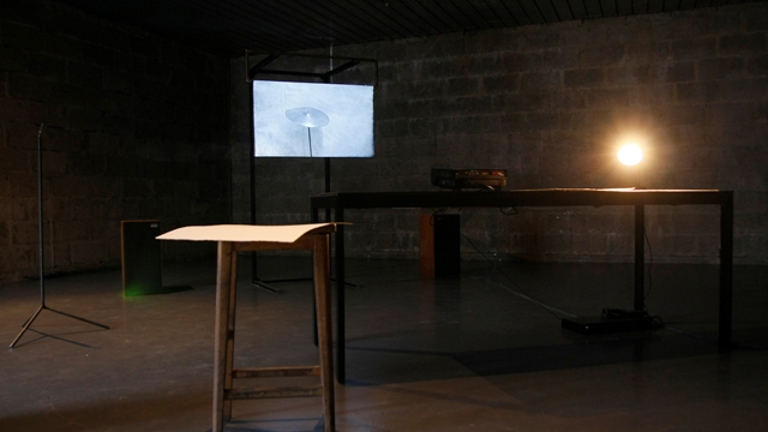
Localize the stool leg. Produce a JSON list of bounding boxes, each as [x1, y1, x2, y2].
[[313, 234, 335, 432], [213, 242, 237, 432], [224, 250, 239, 421]]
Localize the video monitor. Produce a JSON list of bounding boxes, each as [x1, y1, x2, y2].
[[253, 80, 374, 158]]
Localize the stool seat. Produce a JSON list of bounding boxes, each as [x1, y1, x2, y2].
[[158, 223, 340, 432]]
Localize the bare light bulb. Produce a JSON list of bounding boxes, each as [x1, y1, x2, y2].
[[618, 144, 643, 166]]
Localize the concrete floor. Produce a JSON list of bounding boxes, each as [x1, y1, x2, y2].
[[1, 256, 767, 432]]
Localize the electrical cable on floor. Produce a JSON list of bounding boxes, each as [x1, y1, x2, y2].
[[434, 210, 697, 330], [458, 226, 575, 320], [641, 227, 666, 328], [641, 223, 765, 350], [662, 324, 715, 342], [469, 275, 578, 318], [456, 210, 753, 348], [664, 321, 766, 350], [636, 228, 732, 343]]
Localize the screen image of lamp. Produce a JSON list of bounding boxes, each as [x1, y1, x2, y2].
[[286, 107, 329, 157]]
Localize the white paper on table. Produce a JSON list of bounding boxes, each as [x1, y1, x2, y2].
[[156, 223, 340, 243]]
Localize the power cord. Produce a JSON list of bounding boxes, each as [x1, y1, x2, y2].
[[457, 225, 575, 320], [432, 209, 664, 323]]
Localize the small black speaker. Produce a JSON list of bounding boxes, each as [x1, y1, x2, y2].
[[121, 220, 162, 296]]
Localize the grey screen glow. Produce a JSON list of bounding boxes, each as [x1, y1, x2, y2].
[[253, 80, 374, 157]]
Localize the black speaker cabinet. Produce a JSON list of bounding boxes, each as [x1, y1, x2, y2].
[[121, 220, 162, 296], [419, 213, 461, 278]]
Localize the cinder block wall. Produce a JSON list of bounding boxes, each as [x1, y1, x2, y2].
[[0, 1, 230, 283], [235, 3, 768, 264]]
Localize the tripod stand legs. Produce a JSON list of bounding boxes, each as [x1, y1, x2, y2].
[[10, 305, 44, 348], [10, 124, 110, 349], [9, 124, 110, 349], [10, 304, 110, 349]]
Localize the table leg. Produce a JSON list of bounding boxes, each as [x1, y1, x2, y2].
[[224, 249, 239, 420], [314, 234, 336, 432], [634, 205, 645, 311], [719, 194, 734, 347], [213, 241, 236, 432]]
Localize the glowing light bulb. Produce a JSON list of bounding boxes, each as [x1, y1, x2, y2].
[[618, 144, 643, 166]]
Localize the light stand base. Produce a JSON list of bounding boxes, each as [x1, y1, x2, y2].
[[562, 309, 663, 335], [10, 305, 110, 349]]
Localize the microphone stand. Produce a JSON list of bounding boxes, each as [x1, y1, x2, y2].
[[10, 124, 109, 349]]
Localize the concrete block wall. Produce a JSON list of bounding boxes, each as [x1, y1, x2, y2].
[[232, 3, 768, 264], [0, 1, 230, 283]]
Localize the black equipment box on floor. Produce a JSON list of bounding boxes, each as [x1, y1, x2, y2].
[[562, 309, 663, 335], [121, 220, 162, 296]]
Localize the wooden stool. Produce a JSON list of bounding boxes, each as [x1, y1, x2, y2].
[[157, 223, 339, 432]]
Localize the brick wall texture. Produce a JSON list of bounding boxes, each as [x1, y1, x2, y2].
[[1, 1, 765, 285], [0, 1, 230, 283], [234, 2, 768, 265]]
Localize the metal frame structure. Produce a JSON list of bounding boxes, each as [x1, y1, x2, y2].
[[245, 50, 377, 292]]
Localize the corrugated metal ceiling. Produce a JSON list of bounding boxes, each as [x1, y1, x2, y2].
[[53, 0, 763, 57]]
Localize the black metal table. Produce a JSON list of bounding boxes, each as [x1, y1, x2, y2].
[[311, 188, 734, 383]]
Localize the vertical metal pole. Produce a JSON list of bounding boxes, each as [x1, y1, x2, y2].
[[249, 81, 258, 279], [634, 204, 645, 311], [311, 204, 320, 346], [38, 124, 45, 307], [335, 206, 346, 383], [324, 43, 333, 215], [325, 158, 331, 193], [324, 158, 331, 220], [719, 192, 734, 347]]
